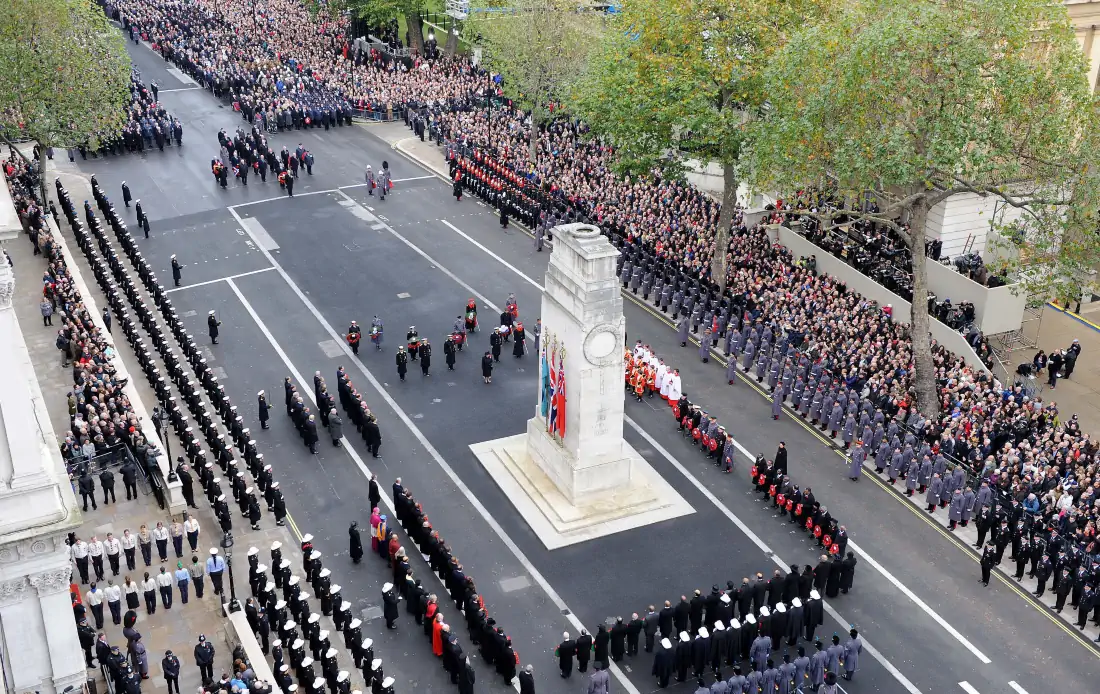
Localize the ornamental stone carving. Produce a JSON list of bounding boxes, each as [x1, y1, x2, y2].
[[31, 540, 48, 555], [29, 568, 72, 596], [0, 578, 29, 606]]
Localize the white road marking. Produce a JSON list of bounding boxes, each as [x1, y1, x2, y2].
[[625, 418, 923, 694], [239, 217, 280, 251], [156, 87, 202, 93], [437, 210, 993, 668], [340, 176, 435, 188], [958, 682, 981, 694], [165, 66, 197, 86], [164, 267, 275, 293], [227, 205, 637, 694], [1007, 683, 1028, 694], [228, 189, 339, 208], [441, 220, 542, 291]]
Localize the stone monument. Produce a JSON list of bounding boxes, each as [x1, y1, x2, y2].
[[471, 224, 692, 549]]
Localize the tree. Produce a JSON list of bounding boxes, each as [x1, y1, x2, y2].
[[0, 0, 131, 203], [570, 0, 832, 290], [744, 0, 1100, 416], [469, 0, 602, 166]]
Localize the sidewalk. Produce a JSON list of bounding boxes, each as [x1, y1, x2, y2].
[[4, 166, 370, 694], [1022, 304, 1100, 430], [361, 121, 450, 180]]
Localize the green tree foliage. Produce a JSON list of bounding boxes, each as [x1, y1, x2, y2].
[[745, 0, 1100, 415], [570, 0, 831, 289], [345, 0, 444, 55], [0, 0, 131, 201], [470, 0, 603, 166]]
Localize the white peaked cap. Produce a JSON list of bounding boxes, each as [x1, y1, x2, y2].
[[730, 619, 741, 629], [319, 568, 330, 579], [337, 672, 349, 683], [349, 618, 361, 630], [301, 534, 313, 543], [720, 593, 731, 604], [301, 657, 313, 668], [371, 659, 382, 671], [759, 606, 770, 617], [792, 598, 802, 608], [679, 632, 690, 642], [698, 627, 709, 638], [247, 547, 259, 556], [381, 678, 395, 688], [256, 564, 267, 573], [291, 639, 304, 650], [810, 590, 821, 600], [313, 678, 326, 690], [325, 648, 337, 659], [275, 600, 286, 610], [713, 621, 725, 631], [382, 582, 393, 593], [745, 614, 756, 624], [308, 613, 320, 624], [661, 638, 672, 649], [776, 603, 786, 613]]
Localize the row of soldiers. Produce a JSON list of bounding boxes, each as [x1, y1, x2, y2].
[[389, 479, 519, 688], [65, 178, 291, 539], [447, 151, 540, 229], [243, 538, 396, 694]]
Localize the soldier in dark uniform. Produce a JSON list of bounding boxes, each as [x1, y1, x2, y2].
[[207, 311, 221, 344], [171, 255, 182, 286], [420, 339, 432, 376], [396, 346, 408, 382]]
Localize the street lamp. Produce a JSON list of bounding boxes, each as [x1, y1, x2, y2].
[[225, 552, 241, 613]]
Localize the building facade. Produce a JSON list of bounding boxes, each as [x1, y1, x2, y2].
[[1067, 0, 1100, 91], [0, 183, 85, 694]]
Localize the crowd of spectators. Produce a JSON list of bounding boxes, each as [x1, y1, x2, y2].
[[5, 152, 164, 502], [40, 0, 1100, 635], [64, 69, 183, 159]]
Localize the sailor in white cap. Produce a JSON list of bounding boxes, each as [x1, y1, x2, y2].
[[170, 254, 182, 286], [207, 310, 220, 344], [382, 582, 399, 629], [206, 548, 225, 595]]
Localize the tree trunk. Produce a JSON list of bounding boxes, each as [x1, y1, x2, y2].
[[37, 146, 49, 209], [405, 13, 425, 55], [907, 197, 940, 418], [444, 23, 458, 57], [528, 102, 539, 167], [710, 161, 737, 290]]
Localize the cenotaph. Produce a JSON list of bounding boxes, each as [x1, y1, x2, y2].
[[470, 224, 693, 549]]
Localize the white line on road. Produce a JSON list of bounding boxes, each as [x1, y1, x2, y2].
[[156, 87, 202, 93], [440, 220, 543, 292], [1007, 682, 1029, 694], [164, 267, 275, 293], [958, 682, 981, 694], [339, 176, 435, 188], [625, 418, 920, 694], [228, 188, 339, 208], [435, 214, 993, 668], [227, 204, 637, 694], [238, 217, 280, 251]]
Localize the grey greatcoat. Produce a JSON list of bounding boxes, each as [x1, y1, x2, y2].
[[926, 476, 943, 507], [827, 403, 844, 433], [842, 415, 856, 445], [699, 333, 711, 360], [772, 388, 784, 418], [961, 489, 976, 522], [844, 637, 862, 675], [905, 460, 919, 491], [849, 445, 865, 480], [677, 318, 690, 344], [742, 342, 755, 370], [328, 413, 343, 442], [726, 328, 741, 357], [727, 357, 739, 385], [890, 450, 905, 480], [948, 490, 965, 522], [874, 444, 890, 471]]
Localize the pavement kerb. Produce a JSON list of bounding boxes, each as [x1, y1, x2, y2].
[[1048, 301, 1100, 333]]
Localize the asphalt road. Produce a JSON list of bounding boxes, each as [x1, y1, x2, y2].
[[55, 35, 1100, 694]]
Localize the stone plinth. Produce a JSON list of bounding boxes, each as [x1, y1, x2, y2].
[[471, 224, 693, 549]]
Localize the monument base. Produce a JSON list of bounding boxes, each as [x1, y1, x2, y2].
[[470, 423, 694, 550]]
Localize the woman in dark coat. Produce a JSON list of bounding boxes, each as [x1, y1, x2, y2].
[[512, 323, 526, 357], [825, 556, 842, 598], [594, 624, 610, 669], [481, 352, 493, 384], [349, 522, 364, 564]]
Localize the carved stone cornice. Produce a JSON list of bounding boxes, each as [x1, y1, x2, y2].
[[29, 567, 72, 596], [0, 577, 30, 606]]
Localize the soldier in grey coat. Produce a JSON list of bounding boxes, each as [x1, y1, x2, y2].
[[328, 413, 343, 447], [848, 443, 865, 481], [630, 265, 642, 294], [677, 317, 691, 347], [948, 489, 965, 529], [727, 356, 739, 386], [726, 328, 741, 357], [742, 341, 756, 371], [905, 458, 920, 495], [671, 290, 683, 317], [660, 284, 672, 312], [699, 331, 711, 363], [771, 388, 784, 420], [827, 403, 844, 439], [841, 414, 856, 449], [619, 259, 632, 287], [843, 629, 862, 681], [960, 486, 976, 526]]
